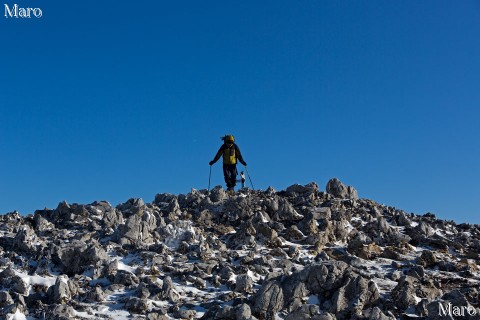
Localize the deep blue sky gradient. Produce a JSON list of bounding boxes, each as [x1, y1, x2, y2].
[[1, 1, 479, 223]]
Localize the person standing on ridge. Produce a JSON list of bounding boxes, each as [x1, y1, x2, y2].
[[209, 134, 247, 194]]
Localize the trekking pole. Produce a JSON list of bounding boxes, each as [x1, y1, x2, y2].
[[244, 166, 255, 190], [208, 165, 212, 192]]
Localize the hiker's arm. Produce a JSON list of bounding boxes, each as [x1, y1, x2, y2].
[[236, 145, 247, 166], [210, 146, 224, 165]]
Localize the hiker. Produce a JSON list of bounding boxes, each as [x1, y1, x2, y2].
[[209, 134, 247, 193]]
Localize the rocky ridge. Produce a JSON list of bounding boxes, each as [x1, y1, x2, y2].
[[0, 178, 479, 319]]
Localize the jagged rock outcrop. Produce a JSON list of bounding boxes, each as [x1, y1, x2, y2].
[[114, 198, 159, 247], [53, 239, 108, 275], [326, 178, 358, 199], [253, 280, 284, 319], [48, 275, 78, 304], [0, 178, 479, 320], [252, 260, 382, 319]]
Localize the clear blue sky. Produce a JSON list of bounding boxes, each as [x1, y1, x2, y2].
[[1, 1, 479, 223]]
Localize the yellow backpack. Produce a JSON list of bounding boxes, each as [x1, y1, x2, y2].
[[221, 135, 236, 165]]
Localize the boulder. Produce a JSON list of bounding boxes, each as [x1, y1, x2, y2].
[[326, 178, 358, 199], [209, 185, 227, 203], [116, 198, 145, 217], [12, 225, 42, 254], [0, 269, 29, 296], [54, 240, 108, 275], [329, 275, 380, 316], [115, 208, 158, 246], [46, 304, 76, 320], [235, 303, 252, 320], [86, 285, 105, 302], [368, 307, 395, 320], [264, 196, 303, 221], [161, 276, 180, 302], [50, 275, 78, 304], [286, 183, 318, 195], [391, 276, 419, 310], [285, 304, 321, 320], [0, 291, 13, 307], [253, 280, 284, 320], [125, 297, 148, 313], [304, 261, 350, 293], [418, 250, 437, 268], [114, 270, 139, 286], [11, 275, 29, 295], [235, 274, 253, 294], [98, 202, 124, 229]]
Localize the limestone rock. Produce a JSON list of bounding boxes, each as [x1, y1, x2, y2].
[[418, 250, 437, 268], [50, 275, 78, 303], [209, 185, 227, 202], [54, 240, 108, 275], [253, 280, 284, 320], [236, 274, 253, 294], [285, 304, 321, 320], [326, 178, 358, 199], [391, 276, 419, 310], [125, 297, 148, 313], [115, 208, 158, 246], [0, 291, 13, 307]]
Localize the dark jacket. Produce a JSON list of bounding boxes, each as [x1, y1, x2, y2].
[[211, 143, 246, 166]]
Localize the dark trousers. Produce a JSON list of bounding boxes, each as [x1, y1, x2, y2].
[[223, 164, 237, 189]]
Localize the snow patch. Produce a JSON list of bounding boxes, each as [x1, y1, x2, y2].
[[163, 221, 196, 249], [6, 309, 26, 320], [14, 270, 57, 289]]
